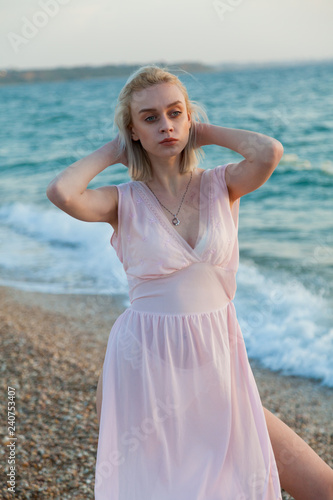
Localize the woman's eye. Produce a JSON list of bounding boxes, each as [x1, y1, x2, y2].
[[145, 115, 156, 122], [144, 111, 181, 122]]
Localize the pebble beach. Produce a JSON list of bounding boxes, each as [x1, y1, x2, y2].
[[1, 285, 332, 499]]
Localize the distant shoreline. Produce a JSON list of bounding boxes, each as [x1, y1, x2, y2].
[[1, 58, 332, 86], [0, 61, 215, 86]]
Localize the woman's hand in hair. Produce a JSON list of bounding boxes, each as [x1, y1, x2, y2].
[[192, 122, 210, 149]]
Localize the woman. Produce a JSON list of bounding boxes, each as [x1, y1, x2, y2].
[[47, 65, 333, 499]]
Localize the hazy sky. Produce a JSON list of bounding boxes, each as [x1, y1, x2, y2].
[[2, 0, 333, 70]]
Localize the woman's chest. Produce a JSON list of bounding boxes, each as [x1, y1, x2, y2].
[[157, 192, 201, 250]]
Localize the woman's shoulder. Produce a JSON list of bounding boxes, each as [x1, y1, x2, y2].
[[110, 179, 139, 192], [109, 180, 143, 206]]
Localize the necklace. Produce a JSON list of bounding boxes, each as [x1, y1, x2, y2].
[[145, 171, 193, 226]]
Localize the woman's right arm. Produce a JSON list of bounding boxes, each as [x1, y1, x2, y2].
[[46, 135, 127, 226]]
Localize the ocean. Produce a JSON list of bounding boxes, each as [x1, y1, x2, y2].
[[1, 61, 333, 386]]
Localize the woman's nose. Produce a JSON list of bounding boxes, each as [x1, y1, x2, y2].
[[159, 115, 174, 133]]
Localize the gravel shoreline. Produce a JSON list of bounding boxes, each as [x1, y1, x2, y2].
[[1, 285, 332, 499]]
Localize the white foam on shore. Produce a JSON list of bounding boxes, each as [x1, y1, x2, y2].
[[1, 202, 332, 387], [0, 202, 128, 296], [234, 262, 333, 387]]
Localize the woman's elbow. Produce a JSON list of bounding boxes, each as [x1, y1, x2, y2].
[[46, 181, 71, 208], [264, 140, 284, 169], [271, 140, 284, 162]]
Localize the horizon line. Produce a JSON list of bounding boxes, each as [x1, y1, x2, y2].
[[2, 56, 333, 73]]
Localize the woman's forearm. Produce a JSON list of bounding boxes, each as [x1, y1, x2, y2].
[[47, 137, 124, 203], [197, 123, 281, 164]]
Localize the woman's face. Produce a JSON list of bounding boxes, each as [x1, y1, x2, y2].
[[130, 82, 191, 163]]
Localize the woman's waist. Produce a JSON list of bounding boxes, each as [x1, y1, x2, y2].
[[128, 263, 236, 315]]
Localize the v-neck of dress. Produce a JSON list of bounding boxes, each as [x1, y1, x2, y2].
[[135, 169, 209, 255]]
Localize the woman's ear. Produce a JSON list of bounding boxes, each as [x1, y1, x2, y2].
[[130, 125, 139, 141]]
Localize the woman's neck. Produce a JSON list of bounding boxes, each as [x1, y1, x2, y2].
[[147, 154, 189, 196]]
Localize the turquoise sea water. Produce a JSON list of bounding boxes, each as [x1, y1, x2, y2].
[[1, 61, 333, 385]]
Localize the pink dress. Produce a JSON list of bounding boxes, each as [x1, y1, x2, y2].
[[94, 164, 282, 499]]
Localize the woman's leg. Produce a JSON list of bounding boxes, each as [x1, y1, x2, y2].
[[263, 407, 333, 499], [95, 373, 333, 497]]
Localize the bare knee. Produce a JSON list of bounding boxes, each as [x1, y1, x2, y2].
[[310, 475, 333, 500], [321, 473, 333, 500]]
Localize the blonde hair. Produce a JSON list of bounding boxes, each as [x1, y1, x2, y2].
[[113, 64, 209, 182]]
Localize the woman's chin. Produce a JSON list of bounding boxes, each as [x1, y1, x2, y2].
[[148, 143, 187, 160]]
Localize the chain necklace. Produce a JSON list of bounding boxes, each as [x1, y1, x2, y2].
[[145, 171, 193, 226]]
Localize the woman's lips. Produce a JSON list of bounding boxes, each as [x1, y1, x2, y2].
[[159, 139, 178, 145]]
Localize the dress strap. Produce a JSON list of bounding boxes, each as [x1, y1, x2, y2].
[[213, 164, 240, 232]]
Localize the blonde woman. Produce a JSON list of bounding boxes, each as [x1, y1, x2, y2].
[[47, 65, 333, 499]]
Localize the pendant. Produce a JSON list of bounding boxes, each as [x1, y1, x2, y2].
[[172, 216, 180, 226]]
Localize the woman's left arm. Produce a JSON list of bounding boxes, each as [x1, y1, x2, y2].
[[195, 123, 284, 204]]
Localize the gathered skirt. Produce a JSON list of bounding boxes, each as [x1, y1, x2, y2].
[[95, 298, 281, 499]]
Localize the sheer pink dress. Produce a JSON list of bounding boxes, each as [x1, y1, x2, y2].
[[94, 164, 282, 499]]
